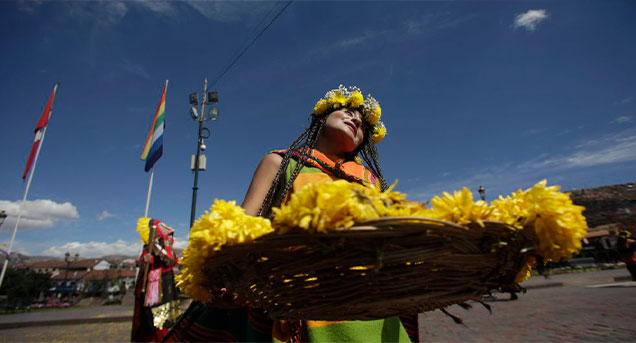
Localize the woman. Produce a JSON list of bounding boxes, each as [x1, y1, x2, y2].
[[132, 220, 180, 342], [164, 85, 417, 342]]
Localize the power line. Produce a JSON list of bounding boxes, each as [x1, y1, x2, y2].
[[225, 1, 280, 69], [209, 0, 294, 88]]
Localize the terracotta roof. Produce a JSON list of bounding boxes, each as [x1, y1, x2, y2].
[[27, 258, 106, 269], [28, 261, 66, 268], [68, 259, 104, 269], [81, 269, 136, 280]]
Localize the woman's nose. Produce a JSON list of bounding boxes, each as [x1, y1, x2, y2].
[[350, 113, 362, 126]]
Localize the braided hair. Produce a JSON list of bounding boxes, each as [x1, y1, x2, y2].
[[257, 108, 387, 218]]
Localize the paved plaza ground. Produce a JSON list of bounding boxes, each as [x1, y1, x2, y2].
[[0, 268, 634, 342]]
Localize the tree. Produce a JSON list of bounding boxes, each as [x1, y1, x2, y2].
[[0, 269, 51, 302]]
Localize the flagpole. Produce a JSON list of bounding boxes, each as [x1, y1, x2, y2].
[[0, 125, 51, 289], [144, 168, 154, 217]]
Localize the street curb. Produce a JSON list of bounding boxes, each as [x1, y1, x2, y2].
[[523, 282, 564, 289], [0, 316, 132, 330], [614, 276, 632, 282]]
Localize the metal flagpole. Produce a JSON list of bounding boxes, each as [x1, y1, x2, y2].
[[144, 168, 154, 217], [0, 125, 51, 289]]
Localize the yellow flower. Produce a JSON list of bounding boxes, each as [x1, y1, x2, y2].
[[514, 256, 537, 283], [425, 187, 492, 226], [371, 122, 386, 144], [354, 156, 362, 164], [518, 180, 587, 262], [331, 92, 347, 109], [488, 190, 529, 229], [387, 200, 429, 217], [489, 180, 588, 262], [348, 91, 364, 108], [272, 180, 406, 233], [136, 217, 151, 244], [313, 99, 330, 115], [367, 106, 381, 125], [176, 199, 274, 302]]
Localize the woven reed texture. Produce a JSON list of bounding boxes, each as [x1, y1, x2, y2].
[[200, 217, 536, 320]]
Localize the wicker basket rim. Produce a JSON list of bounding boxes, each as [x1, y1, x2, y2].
[[340, 217, 518, 232]]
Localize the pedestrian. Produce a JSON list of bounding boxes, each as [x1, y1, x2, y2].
[[131, 219, 181, 342], [164, 85, 418, 342], [616, 230, 636, 281]]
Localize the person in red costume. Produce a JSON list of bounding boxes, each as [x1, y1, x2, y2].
[[131, 219, 181, 342]]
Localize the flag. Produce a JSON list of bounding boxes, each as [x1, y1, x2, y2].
[[22, 84, 58, 181], [141, 81, 167, 172]]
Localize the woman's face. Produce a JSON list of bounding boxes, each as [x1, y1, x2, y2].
[[322, 107, 365, 153]]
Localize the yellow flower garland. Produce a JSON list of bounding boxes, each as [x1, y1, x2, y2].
[[313, 85, 386, 143]]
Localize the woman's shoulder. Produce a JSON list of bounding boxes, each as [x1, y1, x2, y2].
[[258, 152, 283, 170]]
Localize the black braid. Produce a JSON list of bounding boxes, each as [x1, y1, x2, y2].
[[366, 142, 388, 190], [257, 126, 311, 217]]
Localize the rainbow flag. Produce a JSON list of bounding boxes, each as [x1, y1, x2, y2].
[[141, 81, 168, 172]]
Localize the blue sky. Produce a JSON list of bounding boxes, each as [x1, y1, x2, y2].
[[1, 1, 635, 257]]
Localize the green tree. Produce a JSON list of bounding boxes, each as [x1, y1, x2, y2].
[[0, 269, 51, 301]]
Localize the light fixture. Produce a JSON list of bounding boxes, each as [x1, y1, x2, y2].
[[189, 93, 199, 106], [209, 107, 219, 120], [207, 91, 218, 103], [190, 107, 199, 120]]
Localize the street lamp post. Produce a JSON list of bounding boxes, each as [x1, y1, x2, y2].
[[188, 79, 219, 229], [478, 185, 486, 201], [63, 251, 79, 296]]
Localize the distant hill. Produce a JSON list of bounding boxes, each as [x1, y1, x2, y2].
[[0, 252, 60, 266], [569, 182, 636, 232]]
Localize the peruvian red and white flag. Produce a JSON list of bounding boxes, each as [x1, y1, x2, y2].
[[22, 84, 58, 181]]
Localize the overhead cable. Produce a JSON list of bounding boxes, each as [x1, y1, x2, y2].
[[210, 0, 294, 88]]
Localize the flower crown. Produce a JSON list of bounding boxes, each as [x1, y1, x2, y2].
[[313, 85, 386, 143]]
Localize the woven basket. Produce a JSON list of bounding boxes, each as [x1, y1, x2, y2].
[[200, 217, 537, 320]]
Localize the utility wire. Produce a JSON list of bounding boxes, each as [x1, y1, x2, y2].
[[225, 1, 280, 69], [209, 0, 294, 88]]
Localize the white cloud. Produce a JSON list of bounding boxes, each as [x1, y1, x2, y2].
[[66, 1, 128, 26], [612, 116, 633, 124], [97, 210, 116, 221], [55, 1, 272, 26], [518, 129, 636, 170], [410, 128, 636, 201], [0, 199, 79, 231], [42, 236, 190, 257], [135, 0, 177, 16], [173, 236, 189, 250], [43, 240, 141, 258], [513, 9, 549, 31], [183, 1, 272, 23], [406, 12, 473, 35]]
